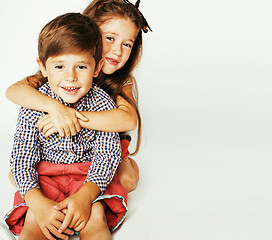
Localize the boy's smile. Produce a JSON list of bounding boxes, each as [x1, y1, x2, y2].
[[38, 52, 102, 105]]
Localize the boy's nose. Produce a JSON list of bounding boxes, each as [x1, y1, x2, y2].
[[66, 69, 77, 81]]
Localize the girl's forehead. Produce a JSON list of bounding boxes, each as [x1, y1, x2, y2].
[[99, 17, 139, 39], [100, 16, 135, 27]]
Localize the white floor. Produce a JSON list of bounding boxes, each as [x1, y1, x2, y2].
[[1, 0, 272, 239]]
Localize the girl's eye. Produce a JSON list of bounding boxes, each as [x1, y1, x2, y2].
[[123, 43, 132, 48], [106, 36, 114, 42]]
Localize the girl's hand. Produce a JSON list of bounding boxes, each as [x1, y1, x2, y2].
[[37, 104, 88, 137], [37, 114, 58, 137], [32, 197, 74, 240], [54, 191, 92, 233]]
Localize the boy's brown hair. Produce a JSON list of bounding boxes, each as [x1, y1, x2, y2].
[[27, 12, 102, 88]]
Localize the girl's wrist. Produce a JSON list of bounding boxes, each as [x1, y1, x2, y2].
[[45, 98, 63, 114]]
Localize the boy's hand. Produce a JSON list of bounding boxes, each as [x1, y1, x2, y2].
[[37, 104, 88, 137], [54, 192, 91, 233], [31, 197, 74, 240], [54, 182, 100, 233]]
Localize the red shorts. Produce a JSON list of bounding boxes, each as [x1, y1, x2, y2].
[[5, 138, 130, 236]]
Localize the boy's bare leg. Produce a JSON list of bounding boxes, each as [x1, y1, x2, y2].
[[117, 157, 139, 192], [18, 209, 47, 240], [80, 201, 111, 240]]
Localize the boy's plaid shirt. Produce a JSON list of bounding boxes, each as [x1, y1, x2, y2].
[[10, 82, 121, 199]]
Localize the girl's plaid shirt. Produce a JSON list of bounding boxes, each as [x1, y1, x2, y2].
[[10, 82, 121, 199]]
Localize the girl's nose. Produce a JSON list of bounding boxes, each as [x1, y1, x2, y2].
[[112, 44, 122, 56]]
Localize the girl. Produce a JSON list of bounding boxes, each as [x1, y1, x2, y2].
[[6, 0, 151, 193]]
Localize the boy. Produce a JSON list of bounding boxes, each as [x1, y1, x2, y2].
[[5, 13, 127, 240]]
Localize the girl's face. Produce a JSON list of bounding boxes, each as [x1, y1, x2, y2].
[[99, 17, 139, 75]]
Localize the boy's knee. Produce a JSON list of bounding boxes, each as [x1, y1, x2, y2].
[[24, 209, 36, 224], [90, 202, 107, 221], [80, 202, 111, 240], [22, 210, 39, 232], [19, 210, 45, 240]]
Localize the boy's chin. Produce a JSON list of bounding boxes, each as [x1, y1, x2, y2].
[[64, 100, 79, 109], [61, 97, 80, 106]]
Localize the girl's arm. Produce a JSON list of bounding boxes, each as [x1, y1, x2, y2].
[[6, 79, 88, 137], [37, 84, 138, 136], [79, 84, 138, 132], [6, 79, 57, 112], [6, 80, 137, 136]]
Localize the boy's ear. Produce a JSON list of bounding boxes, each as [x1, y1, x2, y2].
[[36, 57, 47, 77], [93, 59, 104, 78]]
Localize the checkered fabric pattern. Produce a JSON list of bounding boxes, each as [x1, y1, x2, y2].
[[10, 82, 121, 199]]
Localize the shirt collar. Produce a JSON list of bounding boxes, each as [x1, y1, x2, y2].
[[40, 82, 92, 110]]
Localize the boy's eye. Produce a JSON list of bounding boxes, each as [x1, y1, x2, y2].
[[55, 65, 63, 69], [78, 65, 87, 70]]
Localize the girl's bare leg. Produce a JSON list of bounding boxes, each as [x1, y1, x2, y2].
[[80, 202, 111, 240], [117, 157, 139, 192], [18, 209, 47, 240]]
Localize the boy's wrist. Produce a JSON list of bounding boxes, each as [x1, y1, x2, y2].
[[78, 182, 101, 203], [25, 188, 46, 211]]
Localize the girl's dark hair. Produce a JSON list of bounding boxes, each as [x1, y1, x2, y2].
[[27, 12, 102, 88], [83, 0, 144, 155]]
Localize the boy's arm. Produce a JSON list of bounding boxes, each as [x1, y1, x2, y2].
[[11, 107, 41, 197], [12, 107, 73, 240], [84, 87, 122, 192], [54, 89, 122, 233], [54, 182, 100, 233], [86, 130, 121, 193], [55, 130, 121, 233], [25, 188, 73, 240]]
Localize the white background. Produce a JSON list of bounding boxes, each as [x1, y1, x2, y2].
[[1, 0, 272, 239]]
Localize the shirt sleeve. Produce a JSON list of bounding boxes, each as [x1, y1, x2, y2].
[[85, 131, 121, 193], [84, 86, 121, 193], [10, 107, 41, 199]]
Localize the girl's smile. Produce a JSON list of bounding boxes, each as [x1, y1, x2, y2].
[[105, 57, 119, 66]]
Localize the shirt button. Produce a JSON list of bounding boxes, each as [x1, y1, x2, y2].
[[85, 136, 89, 140]]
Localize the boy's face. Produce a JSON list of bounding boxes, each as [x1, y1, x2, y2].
[[38, 52, 103, 105]]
